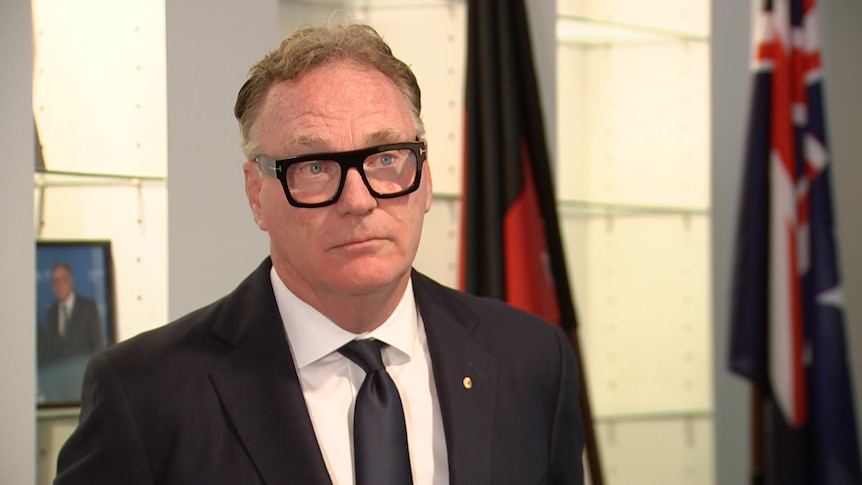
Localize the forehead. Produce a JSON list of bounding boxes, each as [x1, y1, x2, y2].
[[256, 61, 415, 151], [52, 267, 70, 277]]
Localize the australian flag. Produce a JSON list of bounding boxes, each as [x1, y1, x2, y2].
[[728, 1, 862, 484]]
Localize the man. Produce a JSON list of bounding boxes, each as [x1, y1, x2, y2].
[[37, 262, 106, 403], [38, 262, 105, 367], [56, 23, 583, 484]]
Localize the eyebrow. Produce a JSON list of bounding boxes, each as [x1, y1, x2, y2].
[[288, 128, 406, 152], [364, 128, 403, 145]]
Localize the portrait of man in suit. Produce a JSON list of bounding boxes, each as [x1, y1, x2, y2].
[[37, 261, 106, 403], [56, 21, 585, 484]]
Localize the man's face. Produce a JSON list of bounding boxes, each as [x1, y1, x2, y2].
[[245, 61, 432, 301], [51, 267, 73, 302]]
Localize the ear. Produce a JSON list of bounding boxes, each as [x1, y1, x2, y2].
[[242, 160, 267, 231]]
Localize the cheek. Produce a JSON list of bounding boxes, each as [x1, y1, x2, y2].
[[402, 199, 428, 247], [257, 180, 289, 229], [266, 200, 321, 253]]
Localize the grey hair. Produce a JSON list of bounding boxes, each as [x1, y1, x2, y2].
[[233, 22, 424, 160]]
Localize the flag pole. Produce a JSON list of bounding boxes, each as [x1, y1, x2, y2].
[[567, 327, 604, 485], [749, 386, 764, 485]]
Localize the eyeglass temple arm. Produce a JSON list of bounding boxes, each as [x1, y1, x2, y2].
[[256, 156, 280, 178]]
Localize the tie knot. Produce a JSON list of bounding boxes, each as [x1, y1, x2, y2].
[[339, 339, 385, 374]]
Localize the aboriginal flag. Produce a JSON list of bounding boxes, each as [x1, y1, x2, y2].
[[460, 0, 576, 332], [728, 1, 862, 484]]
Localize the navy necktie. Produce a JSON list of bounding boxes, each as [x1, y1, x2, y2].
[[339, 339, 413, 485]]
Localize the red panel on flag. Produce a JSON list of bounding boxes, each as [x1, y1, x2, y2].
[[502, 142, 560, 325]]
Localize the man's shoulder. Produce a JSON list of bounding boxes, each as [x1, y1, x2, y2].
[[100, 260, 275, 372], [411, 270, 559, 336], [103, 296, 228, 366], [45, 300, 60, 313], [74, 294, 99, 310], [76, 294, 97, 304]]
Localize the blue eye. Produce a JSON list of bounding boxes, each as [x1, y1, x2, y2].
[[307, 162, 324, 174]]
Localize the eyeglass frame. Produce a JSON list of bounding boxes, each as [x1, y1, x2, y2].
[[256, 140, 427, 208]]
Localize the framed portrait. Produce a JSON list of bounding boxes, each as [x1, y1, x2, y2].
[[36, 240, 116, 407]]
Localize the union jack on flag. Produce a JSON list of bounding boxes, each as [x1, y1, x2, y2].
[[729, 0, 862, 484]]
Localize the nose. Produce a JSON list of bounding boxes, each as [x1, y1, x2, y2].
[[336, 168, 377, 214]]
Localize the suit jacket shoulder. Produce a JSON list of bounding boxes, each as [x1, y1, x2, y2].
[[56, 258, 331, 485]]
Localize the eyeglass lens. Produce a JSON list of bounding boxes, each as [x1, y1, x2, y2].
[[286, 148, 418, 204]]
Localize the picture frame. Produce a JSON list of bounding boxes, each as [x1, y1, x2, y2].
[[35, 240, 116, 407]]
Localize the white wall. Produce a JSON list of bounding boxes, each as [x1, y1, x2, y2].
[[0, 1, 36, 483], [166, 0, 276, 319], [821, 0, 862, 438], [710, 0, 753, 482]]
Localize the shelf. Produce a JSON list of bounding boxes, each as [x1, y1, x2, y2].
[[431, 192, 709, 217], [557, 199, 709, 217], [285, 0, 460, 9], [36, 407, 80, 421], [557, 14, 709, 46], [594, 407, 712, 423], [34, 169, 166, 189]]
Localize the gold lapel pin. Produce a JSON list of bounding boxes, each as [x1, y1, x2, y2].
[[462, 376, 473, 389]]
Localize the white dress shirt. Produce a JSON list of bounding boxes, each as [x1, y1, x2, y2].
[[270, 268, 449, 485]]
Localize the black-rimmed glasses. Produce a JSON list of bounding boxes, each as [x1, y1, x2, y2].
[[257, 141, 427, 208]]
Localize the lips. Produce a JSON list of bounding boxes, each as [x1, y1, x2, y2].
[[333, 236, 384, 250], [329, 223, 390, 250]]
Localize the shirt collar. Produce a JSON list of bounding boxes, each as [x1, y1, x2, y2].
[[270, 267, 418, 369]]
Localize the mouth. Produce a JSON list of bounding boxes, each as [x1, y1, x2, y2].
[[333, 237, 384, 250]]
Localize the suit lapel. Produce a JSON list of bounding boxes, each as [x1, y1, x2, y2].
[[414, 272, 497, 485], [209, 260, 331, 485], [48, 304, 61, 338]]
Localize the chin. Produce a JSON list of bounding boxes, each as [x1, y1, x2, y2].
[[329, 261, 409, 295]]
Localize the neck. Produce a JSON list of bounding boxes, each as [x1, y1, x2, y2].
[[273, 265, 409, 334], [321, 292, 404, 334]]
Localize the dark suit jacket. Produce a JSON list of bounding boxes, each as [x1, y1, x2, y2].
[[39, 294, 105, 366], [55, 258, 583, 484]]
